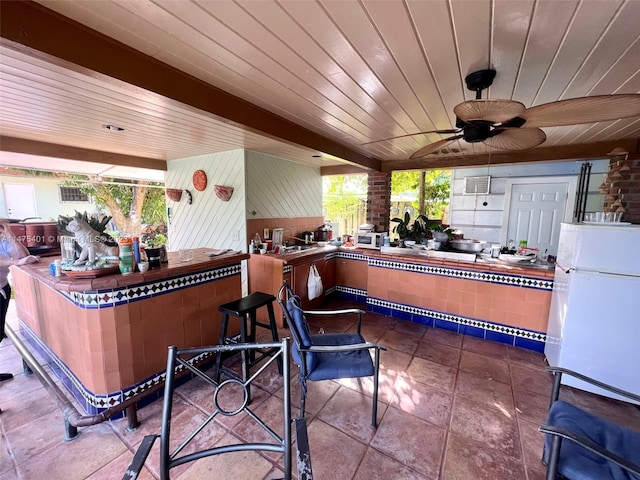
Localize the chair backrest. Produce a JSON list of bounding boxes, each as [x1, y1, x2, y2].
[[146, 340, 298, 479], [277, 281, 311, 348]]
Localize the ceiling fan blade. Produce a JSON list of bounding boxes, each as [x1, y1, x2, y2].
[[454, 99, 526, 123], [362, 129, 460, 145], [520, 94, 640, 128], [483, 128, 546, 150], [409, 135, 463, 159]]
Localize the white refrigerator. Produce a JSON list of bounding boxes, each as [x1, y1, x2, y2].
[[545, 222, 640, 403]]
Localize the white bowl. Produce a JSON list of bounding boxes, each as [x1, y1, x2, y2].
[[404, 240, 416, 247], [137, 261, 149, 272], [317, 241, 328, 247]]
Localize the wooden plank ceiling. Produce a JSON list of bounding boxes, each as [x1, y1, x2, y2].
[[1, 0, 639, 179]]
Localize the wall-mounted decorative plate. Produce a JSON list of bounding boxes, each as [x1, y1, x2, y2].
[[192, 170, 207, 191]]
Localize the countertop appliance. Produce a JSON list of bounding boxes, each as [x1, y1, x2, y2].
[[355, 231, 387, 250], [545, 222, 640, 403]]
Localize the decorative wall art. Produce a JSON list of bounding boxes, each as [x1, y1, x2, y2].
[[214, 185, 234, 202], [193, 170, 207, 191]]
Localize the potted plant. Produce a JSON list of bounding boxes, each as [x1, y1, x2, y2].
[[145, 233, 168, 267], [427, 222, 451, 244], [391, 212, 429, 244]]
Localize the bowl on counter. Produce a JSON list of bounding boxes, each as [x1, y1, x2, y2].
[[449, 239, 487, 253], [431, 231, 449, 244], [403, 240, 416, 247], [427, 239, 441, 250], [317, 241, 328, 247]]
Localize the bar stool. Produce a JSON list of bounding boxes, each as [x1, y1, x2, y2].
[[214, 292, 283, 400]]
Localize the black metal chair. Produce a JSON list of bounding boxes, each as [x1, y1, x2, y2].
[[277, 281, 386, 428], [539, 366, 640, 480], [122, 339, 312, 480]]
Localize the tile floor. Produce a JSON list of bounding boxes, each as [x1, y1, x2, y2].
[[1, 298, 639, 480]]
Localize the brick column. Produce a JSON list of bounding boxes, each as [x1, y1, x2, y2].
[[367, 172, 391, 233]]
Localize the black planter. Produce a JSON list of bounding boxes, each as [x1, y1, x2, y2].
[[146, 247, 162, 269]]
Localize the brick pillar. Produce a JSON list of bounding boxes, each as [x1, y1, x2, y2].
[[367, 172, 391, 233]]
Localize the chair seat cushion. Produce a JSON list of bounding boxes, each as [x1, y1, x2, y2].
[[544, 400, 640, 480], [292, 333, 375, 381]]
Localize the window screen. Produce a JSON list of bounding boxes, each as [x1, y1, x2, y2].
[[59, 186, 89, 202]]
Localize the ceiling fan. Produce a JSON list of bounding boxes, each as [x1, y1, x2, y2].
[[365, 69, 640, 159]]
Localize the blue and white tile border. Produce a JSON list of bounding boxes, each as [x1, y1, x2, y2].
[[367, 297, 546, 352], [21, 262, 243, 414], [334, 252, 550, 352], [20, 320, 216, 415], [368, 256, 553, 291], [58, 264, 242, 309]]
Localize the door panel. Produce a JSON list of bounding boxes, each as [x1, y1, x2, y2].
[[3, 183, 37, 219], [507, 183, 568, 256]]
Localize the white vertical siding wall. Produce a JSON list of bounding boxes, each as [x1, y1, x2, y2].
[[245, 151, 322, 218], [166, 150, 246, 252], [449, 159, 609, 242]]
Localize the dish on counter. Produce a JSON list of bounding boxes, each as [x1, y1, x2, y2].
[[498, 254, 534, 263], [62, 266, 120, 278]]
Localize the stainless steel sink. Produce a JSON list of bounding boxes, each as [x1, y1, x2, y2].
[[281, 246, 317, 255]]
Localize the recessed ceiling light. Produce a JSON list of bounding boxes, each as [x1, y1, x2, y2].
[[102, 124, 125, 131], [312, 154, 321, 158]]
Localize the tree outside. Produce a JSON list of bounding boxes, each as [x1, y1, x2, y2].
[[322, 170, 451, 238], [323, 174, 368, 238], [67, 177, 166, 239]]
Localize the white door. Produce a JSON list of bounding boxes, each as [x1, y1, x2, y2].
[[506, 182, 568, 256], [3, 183, 38, 219]]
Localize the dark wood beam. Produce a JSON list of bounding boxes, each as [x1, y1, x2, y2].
[[321, 165, 372, 176], [0, 136, 166, 171], [0, 1, 380, 172], [381, 137, 640, 171]]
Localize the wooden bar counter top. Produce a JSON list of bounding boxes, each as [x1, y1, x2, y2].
[[11, 248, 248, 415]]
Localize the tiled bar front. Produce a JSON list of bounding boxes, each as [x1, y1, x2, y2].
[[11, 251, 246, 414], [336, 251, 553, 352]]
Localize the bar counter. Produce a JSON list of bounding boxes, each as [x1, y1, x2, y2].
[[11, 248, 247, 414], [249, 244, 553, 352]]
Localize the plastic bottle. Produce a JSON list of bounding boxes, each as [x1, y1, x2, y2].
[[118, 237, 134, 275], [249, 240, 255, 254], [132, 236, 141, 264]]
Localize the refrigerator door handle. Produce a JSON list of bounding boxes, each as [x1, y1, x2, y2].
[[556, 262, 573, 274]]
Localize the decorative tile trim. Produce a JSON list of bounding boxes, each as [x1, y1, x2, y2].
[[283, 264, 292, 274], [366, 296, 546, 352], [58, 264, 242, 309], [325, 251, 339, 261], [336, 251, 368, 262], [368, 257, 553, 291], [20, 321, 214, 415], [336, 285, 366, 297]]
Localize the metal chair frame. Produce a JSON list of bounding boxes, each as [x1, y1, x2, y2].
[[122, 339, 312, 480], [277, 281, 386, 428], [539, 366, 640, 480]]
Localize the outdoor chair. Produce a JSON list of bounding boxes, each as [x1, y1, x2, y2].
[[539, 366, 640, 480], [277, 281, 386, 428], [122, 339, 312, 480]]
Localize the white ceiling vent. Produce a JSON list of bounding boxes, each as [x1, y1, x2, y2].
[[464, 176, 491, 195]]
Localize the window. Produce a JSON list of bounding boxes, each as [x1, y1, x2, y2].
[[59, 186, 89, 202]]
